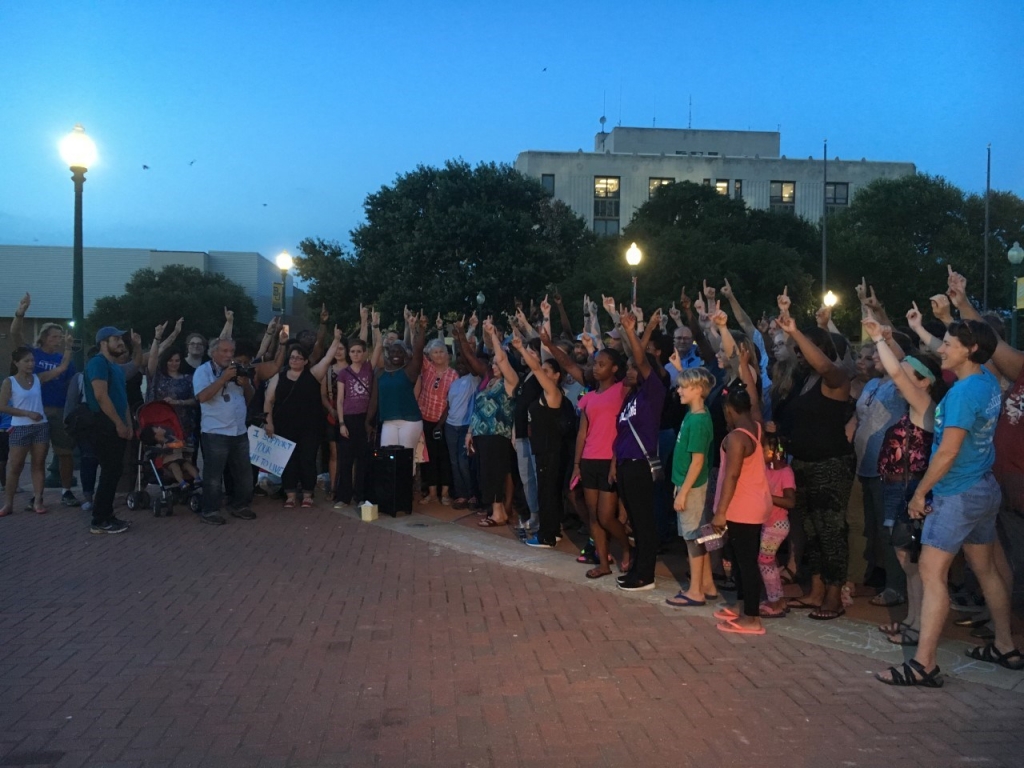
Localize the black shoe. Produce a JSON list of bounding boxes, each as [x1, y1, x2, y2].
[[90, 520, 129, 534], [109, 516, 133, 528], [616, 574, 631, 584], [200, 512, 226, 526], [230, 507, 256, 520], [617, 577, 656, 592], [61, 490, 82, 507]]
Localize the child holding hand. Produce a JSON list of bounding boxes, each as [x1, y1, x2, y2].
[[759, 432, 795, 618]]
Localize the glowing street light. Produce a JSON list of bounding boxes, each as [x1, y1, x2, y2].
[[275, 250, 294, 316], [60, 124, 97, 369], [625, 242, 643, 306], [823, 290, 838, 308]]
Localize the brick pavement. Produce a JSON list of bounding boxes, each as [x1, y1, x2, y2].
[[2, 496, 1024, 767]]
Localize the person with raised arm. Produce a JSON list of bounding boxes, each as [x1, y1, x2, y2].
[[366, 311, 427, 451], [774, 292, 854, 621], [511, 332, 575, 548], [613, 306, 668, 592], [861, 310, 947, 647], [467, 320, 519, 527]]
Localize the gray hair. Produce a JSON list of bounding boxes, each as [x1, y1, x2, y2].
[[208, 337, 235, 356], [424, 339, 448, 355]]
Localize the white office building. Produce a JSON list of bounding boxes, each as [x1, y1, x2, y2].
[[515, 127, 916, 234]]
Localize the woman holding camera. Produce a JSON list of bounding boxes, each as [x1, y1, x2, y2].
[[265, 327, 343, 508]]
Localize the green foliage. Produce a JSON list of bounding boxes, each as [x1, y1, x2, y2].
[[296, 160, 595, 326], [86, 265, 259, 347], [293, 237, 361, 332]]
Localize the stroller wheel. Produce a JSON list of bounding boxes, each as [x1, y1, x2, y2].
[[188, 494, 201, 513]]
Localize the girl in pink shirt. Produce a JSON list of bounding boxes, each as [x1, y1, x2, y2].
[[759, 433, 796, 618]]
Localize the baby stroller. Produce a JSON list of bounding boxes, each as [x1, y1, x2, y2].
[[125, 401, 202, 516]]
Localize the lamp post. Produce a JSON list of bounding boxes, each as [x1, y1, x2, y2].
[[625, 242, 642, 306], [824, 290, 838, 309], [1009, 241, 1024, 349], [275, 250, 293, 318], [476, 291, 485, 315], [59, 124, 97, 369]]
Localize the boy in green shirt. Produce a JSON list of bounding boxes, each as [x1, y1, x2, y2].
[[667, 367, 716, 607]]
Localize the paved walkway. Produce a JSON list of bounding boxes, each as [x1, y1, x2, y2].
[[2, 492, 1024, 767]]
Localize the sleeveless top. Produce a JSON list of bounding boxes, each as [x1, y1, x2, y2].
[[528, 391, 573, 456], [713, 423, 773, 524], [777, 375, 853, 461], [377, 369, 422, 422], [9, 375, 44, 427], [272, 369, 323, 440], [469, 378, 515, 440], [877, 413, 933, 478]]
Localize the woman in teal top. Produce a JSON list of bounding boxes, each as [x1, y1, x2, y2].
[[467, 321, 519, 527], [367, 314, 426, 450]]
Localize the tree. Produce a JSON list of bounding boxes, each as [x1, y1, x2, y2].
[[293, 237, 361, 332], [827, 175, 1024, 321], [87, 265, 259, 346], [326, 160, 595, 322]]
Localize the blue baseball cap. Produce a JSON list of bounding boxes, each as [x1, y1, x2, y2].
[[95, 326, 127, 344]]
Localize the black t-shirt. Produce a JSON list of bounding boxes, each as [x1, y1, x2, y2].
[[514, 372, 543, 439], [527, 392, 576, 455]]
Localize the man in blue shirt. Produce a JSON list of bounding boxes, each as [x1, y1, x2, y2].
[[10, 292, 81, 507], [84, 327, 133, 534], [877, 319, 1020, 688]]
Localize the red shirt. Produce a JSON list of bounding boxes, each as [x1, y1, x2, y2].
[[418, 366, 458, 423], [994, 365, 1024, 512]]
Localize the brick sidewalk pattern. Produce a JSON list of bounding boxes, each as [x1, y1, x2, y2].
[[2, 501, 1023, 767]]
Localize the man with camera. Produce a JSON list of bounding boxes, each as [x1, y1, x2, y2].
[[193, 338, 256, 525]]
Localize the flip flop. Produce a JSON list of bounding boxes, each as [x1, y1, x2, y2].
[[666, 592, 706, 607], [759, 604, 788, 619], [780, 566, 797, 585], [787, 598, 820, 610], [585, 567, 612, 580], [713, 607, 739, 621], [808, 608, 846, 621], [716, 619, 766, 636], [478, 517, 507, 528]]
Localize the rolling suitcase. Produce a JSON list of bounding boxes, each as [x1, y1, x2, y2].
[[369, 445, 413, 517]]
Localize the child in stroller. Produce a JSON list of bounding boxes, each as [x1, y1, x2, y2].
[[127, 402, 203, 516]]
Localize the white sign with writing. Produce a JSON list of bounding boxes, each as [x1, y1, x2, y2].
[[248, 426, 296, 476]]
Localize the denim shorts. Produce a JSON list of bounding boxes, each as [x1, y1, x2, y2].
[[922, 473, 1002, 553]]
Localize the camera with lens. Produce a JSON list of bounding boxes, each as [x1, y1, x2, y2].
[[230, 361, 256, 380]]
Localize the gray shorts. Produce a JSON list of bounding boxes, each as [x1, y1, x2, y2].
[[676, 483, 708, 540], [10, 422, 50, 448]]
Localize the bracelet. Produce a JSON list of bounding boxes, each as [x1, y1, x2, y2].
[[871, 337, 884, 344]]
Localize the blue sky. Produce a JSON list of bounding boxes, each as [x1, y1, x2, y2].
[[1, 0, 1021, 261]]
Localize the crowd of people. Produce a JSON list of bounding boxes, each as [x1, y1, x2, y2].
[[2, 264, 1023, 689]]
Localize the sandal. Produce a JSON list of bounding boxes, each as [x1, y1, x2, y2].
[[759, 603, 788, 619], [585, 567, 612, 580], [886, 627, 920, 646], [666, 592, 706, 607], [478, 517, 507, 527], [875, 659, 943, 688], [869, 588, 906, 607], [954, 616, 991, 629], [419, 495, 438, 505], [964, 643, 1024, 670], [780, 566, 797, 585], [971, 624, 995, 640], [787, 598, 820, 610], [878, 620, 912, 635], [717, 618, 766, 636], [713, 607, 739, 621], [808, 607, 845, 621], [33, 506, 48, 515]]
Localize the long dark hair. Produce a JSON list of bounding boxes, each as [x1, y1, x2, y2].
[[9, 346, 33, 376], [158, 346, 184, 376]]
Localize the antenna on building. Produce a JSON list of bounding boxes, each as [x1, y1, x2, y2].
[[600, 92, 607, 134], [653, 94, 656, 127], [618, 82, 622, 126], [688, 95, 692, 129]]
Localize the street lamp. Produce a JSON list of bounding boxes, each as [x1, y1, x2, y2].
[[476, 291, 485, 314], [1009, 241, 1024, 349], [823, 290, 838, 309], [625, 242, 642, 306], [59, 124, 97, 368], [275, 250, 293, 317]]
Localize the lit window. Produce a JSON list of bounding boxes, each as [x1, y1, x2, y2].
[[593, 176, 620, 235], [649, 178, 674, 198], [541, 174, 555, 196], [770, 180, 796, 213], [714, 179, 729, 196]]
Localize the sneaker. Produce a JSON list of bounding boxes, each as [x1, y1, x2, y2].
[[333, 500, 351, 510], [61, 490, 82, 507], [200, 512, 226, 526], [230, 507, 256, 520], [81, 501, 94, 513], [110, 516, 133, 528], [90, 520, 129, 534], [525, 535, 555, 549], [617, 578, 656, 592]]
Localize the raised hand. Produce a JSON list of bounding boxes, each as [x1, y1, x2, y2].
[[862, 311, 884, 341], [720, 278, 734, 299], [815, 305, 831, 329], [174, 317, 185, 334], [855, 277, 868, 304], [930, 293, 953, 322], [619, 307, 637, 332], [360, 303, 370, 322], [482, 315, 494, 335], [552, 289, 562, 305], [631, 304, 644, 323], [777, 312, 797, 335], [319, 303, 329, 324], [540, 294, 551, 316], [669, 348, 682, 370], [510, 330, 524, 351], [602, 294, 617, 316], [702, 279, 716, 304], [468, 310, 479, 328], [539, 327, 553, 348], [668, 301, 681, 323], [371, 308, 381, 326], [64, 333, 75, 350], [710, 301, 728, 327], [648, 308, 662, 328], [224, 306, 234, 322], [154, 321, 168, 340], [863, 284, 883, 312], [334, 325, 342, 341], [279, 327, 289, 344], [679, 287, 692, 313], [776, 285, 791, 314], [693, 294, 706, 316], [906, 301, 923, 329], [757, 312, 769, 334], [131, 328, 142, 348], [435, 312, 444, 330], [581, 332, 595, 354], [583, 294, 590, 316], [17, 292, 31, 316]]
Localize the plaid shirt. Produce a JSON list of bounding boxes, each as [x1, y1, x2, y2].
[[418, 366, 459, 422]]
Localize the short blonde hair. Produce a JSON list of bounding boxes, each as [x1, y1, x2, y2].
[[677, 367, 715, 398]]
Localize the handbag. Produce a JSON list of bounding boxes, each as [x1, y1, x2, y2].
[[625, 418, 664, 483], [887, 422, 922, 563]]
